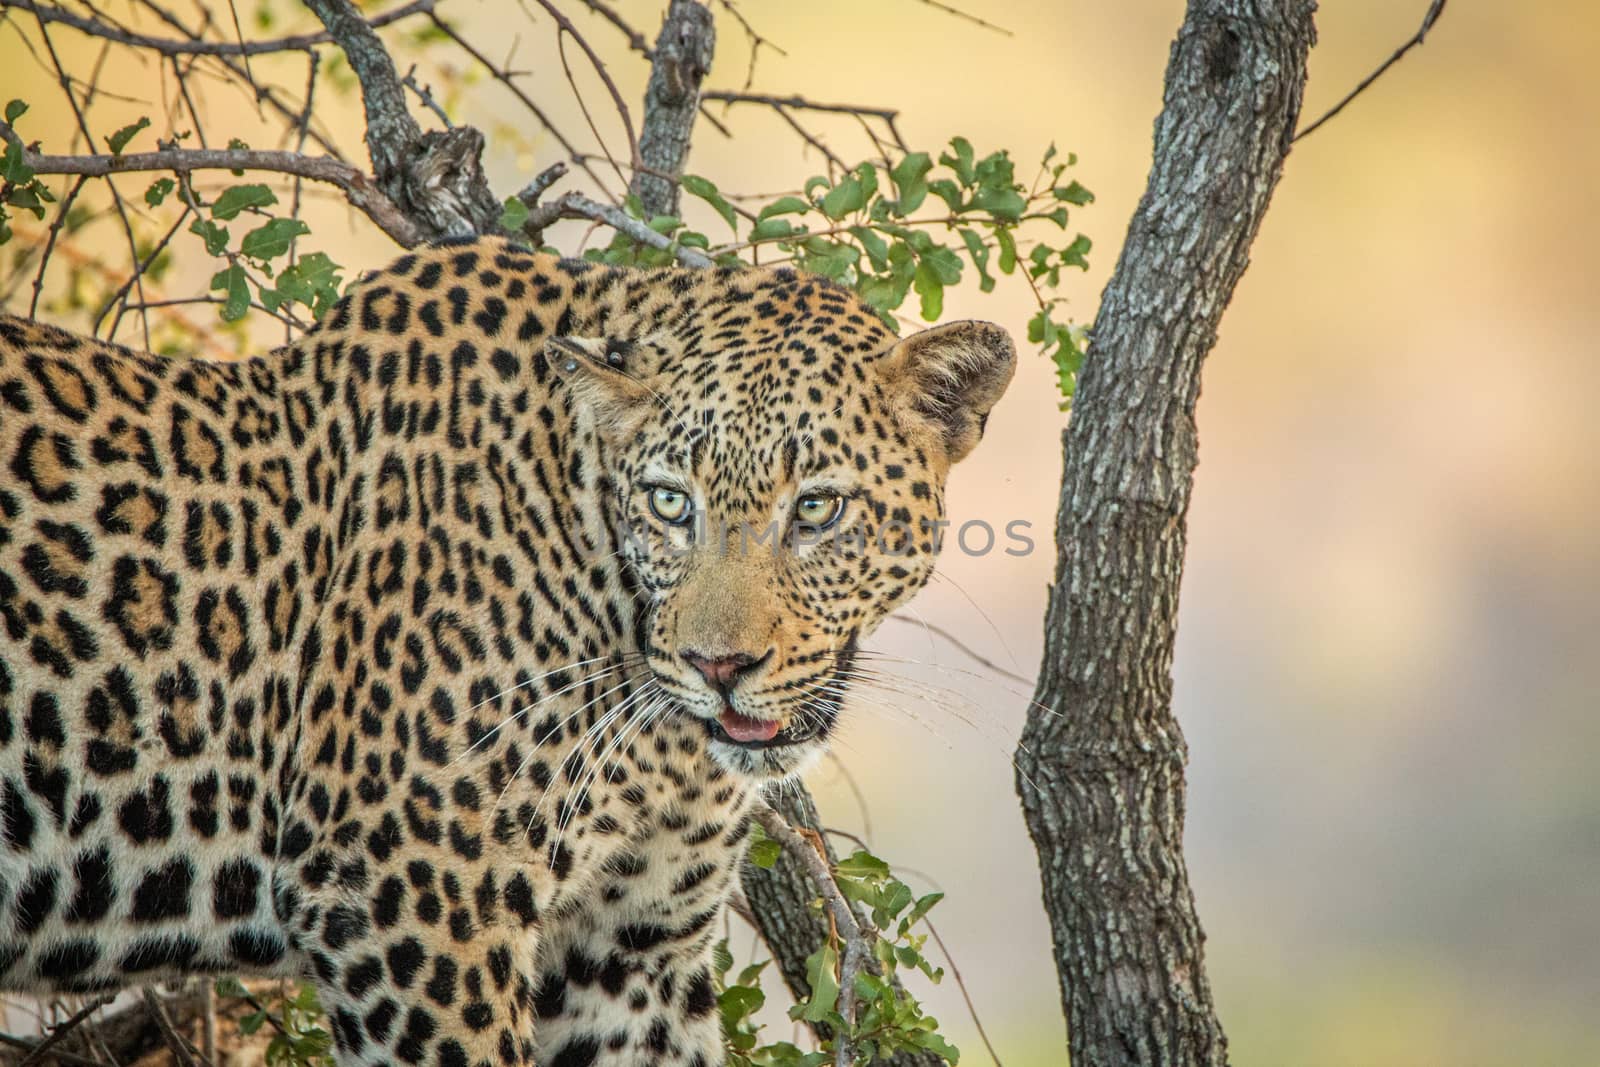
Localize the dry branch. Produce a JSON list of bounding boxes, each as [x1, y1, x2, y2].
[[2, 0, 437, 57], [8, 139, 426, 246]]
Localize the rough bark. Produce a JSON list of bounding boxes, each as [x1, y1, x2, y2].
[[632, 0, 715, 216], [303, 0, 501, 239], [1015, 3, 1317, 1067]]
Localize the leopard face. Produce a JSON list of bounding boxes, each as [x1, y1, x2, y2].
[[553, 314, 1014, 779]]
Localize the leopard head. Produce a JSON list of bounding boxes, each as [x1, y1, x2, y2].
[[552, 299, 1014, 778]]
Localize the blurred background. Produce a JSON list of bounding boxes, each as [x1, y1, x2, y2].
[[3, 1, 1598, 1064]]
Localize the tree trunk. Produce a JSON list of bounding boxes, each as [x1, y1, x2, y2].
[[1015, 3, 1317, 1066], [633, 0, 715, 216]]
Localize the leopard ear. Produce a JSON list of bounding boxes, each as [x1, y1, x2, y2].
[[875, 320, 1017, 463], [548, 336, 656, 438]]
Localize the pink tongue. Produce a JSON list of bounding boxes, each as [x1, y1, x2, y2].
[[719, 707, 781, 743]]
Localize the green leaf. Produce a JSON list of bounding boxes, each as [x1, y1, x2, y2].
[[797, 943, 840, 1023], [757, 195, 811, 220], [189, 217, 230, 256], [646, 215, 683, 235], [803, 175, 832, 201], [748, 839, 782, 869], [835, 851, 891, 881], [106, 116, 150, 156], [820, 173, 866, 220], [211, 183, 278, 220], [4, 99, 26, 124], [681, 174, 738, 232], [210, 264, 251, 322], [927, 179, 964, 213], [1054, 180, 1094, 205], [852, 226, 890, 272], [143, 178, 176, 207], [749, 217, 797, 242], [499, 195, 530, 232], [995, 226, 1017, 274], [913, 260, 945, 321], [213, 976, 248, 998], [712, 940, 735, 976], [1060, 233, 1093, 270], [240, 217, 310, 261], [1, 141, 34, 184], [958, 228, 994, 292], [889, 152, 932, 214], [939, 136, 976, 185]]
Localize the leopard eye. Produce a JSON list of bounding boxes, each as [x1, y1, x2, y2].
[[649, 487, 692, 526], [794, 492, 845, 530]]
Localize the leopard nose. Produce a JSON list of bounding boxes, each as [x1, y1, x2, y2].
[[682, 649, 771, 694]]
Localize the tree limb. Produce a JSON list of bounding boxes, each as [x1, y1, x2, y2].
[[520, 190, 714, 267], [1016, 2, 1317, 1066], [633, 0, 715, 216], [8, 138, 426, 246], [301, 0, 422, 188]]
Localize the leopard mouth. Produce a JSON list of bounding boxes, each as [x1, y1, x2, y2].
[[703, 702, 824, 750]]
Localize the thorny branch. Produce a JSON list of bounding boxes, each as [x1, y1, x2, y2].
[[1295, 0, 1449, 140]]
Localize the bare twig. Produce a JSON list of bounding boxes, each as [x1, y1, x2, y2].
[[27, 174, 87, 319], [882, 615, 1033, 686], [752, 801, 872, 1067], [402, 64, 453, 127], [522, 191, 714, 267], [575, 0, 652, 56], [9, 140, 426, 246], [141, 988, 202, 1067], [427, 13, 616, 199], [1295, 0, 1448, 141], [523, 0, 641, 172], [704, 89, 909, 153], [911, 0, 1013, 36], [17, 996, 113, 1066], [715, 0, 787, 91], [517, 161, 569, 205], [101, 203, 191, 338], [1, 1031, 103, 1067], [5, 0, 437, 57]]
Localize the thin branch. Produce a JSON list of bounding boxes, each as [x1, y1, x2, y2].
[[522, 0, 641, 173], [910, 0, 1014, 37], [0, 1031, 103, 1067], [1294, 0, 1448, 141], [427, 13, 616, 200], [881, 615, 1033, 686], [752, 802, 872, 1067], [27, 174, 86, 318], [715, 0, 787, 92], [575, 0, 652, 56], [402, 64, 453, 128], [9, 139, 426, 246], [101, 202, 190, 338], [517, 160, 569, 205], [5, 0, 437, 57], [130, 0, 345, 159], [522, 191, 714, 267], [705, 89, 909, 153], [141, 988, 202, 1067], [16, 996, 113, 1067]]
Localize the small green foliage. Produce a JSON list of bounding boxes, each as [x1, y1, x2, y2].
[[144, 177, 176, 206], [106, 116, 151, 156], [0, 99, 56, 245], [499, 195, 531, 233], [211, 183, 278, 220], [216, 978, 333, 1066], [747, 821, 782, 870], [240, 217, 310, 262], [210, 263, 251, 322], [589, 138, 1094, 403]]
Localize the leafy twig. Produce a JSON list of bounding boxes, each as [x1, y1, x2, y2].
[[10, 140, 426, 246]]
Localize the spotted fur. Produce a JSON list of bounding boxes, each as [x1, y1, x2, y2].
[[0, 236, 1014, 1065]]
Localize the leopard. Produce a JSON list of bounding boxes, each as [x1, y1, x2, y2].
[[0, 234, 1015, 1066]]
